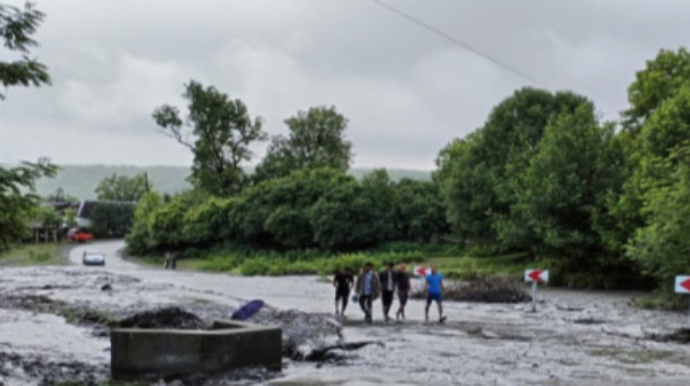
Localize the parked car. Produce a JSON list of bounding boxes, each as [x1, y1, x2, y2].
[[82, 250, 106, 266], [68, 228, 94, 243]]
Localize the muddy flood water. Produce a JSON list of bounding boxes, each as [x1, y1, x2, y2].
[[2, 241, 690, 385]]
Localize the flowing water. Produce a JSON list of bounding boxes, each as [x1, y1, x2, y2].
[[1, 241, 690, 385]]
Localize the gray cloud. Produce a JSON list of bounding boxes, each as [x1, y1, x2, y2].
[[2, 0, 689, 168]]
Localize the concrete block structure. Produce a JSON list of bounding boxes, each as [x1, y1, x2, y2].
[[110, 320, 282, 381]]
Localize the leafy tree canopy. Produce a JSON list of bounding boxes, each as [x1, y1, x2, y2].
[[153, 80, 266, 196], [254, 106, 352, 181], [623, 48, 690, 131], [95, 173, 149, 202], [0, 3, 55, 251], [0, 2, 50, 99]]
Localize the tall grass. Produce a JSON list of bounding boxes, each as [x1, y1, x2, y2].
[[144, 242, 533, 278]]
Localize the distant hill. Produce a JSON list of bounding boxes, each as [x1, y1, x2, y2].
[[32, 164, 432, 199]]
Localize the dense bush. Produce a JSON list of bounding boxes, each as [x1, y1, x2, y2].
[[89, 202, 136, 237], [126, 168, 450, 255], [433, 47, 690, 291]]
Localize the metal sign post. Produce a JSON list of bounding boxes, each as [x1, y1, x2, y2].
[[674, 275, 690, 327], [525, 269, 549, 312], [530, 281, 538, 312]]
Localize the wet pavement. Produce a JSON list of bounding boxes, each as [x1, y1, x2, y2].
[[1, 240, 690, 385]]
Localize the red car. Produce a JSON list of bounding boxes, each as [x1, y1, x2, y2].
[[68, 228, 94, 243]]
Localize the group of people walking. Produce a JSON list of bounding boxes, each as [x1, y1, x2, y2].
[[333, 262, 446, 323]]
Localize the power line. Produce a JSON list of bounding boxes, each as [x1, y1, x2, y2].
[[369, 0, 544, 86]]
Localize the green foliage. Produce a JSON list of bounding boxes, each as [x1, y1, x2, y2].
[[623, 48, 690, 131], [153, 80, 266, 196], [95, 173, 149, 201], [0, 4, 55, 250], [89, 202, 136, 237], [516, 105, 622, 265], [192, 243, 445, 276], [438, 88, 590, 252], [63, 208, 77, 228], [127, 167, 449, 255], [430, 253, 530, 281], [125, 192, 163, 254], [0, 243, 64, 267], [182, 197, 236, 245], [0, 159, 58, 251], [627, 147, 690, 293], [147, 197, 187, 248], [36, 205, 61, 229], [0, 2, 50, 99], [435, 64, 690, 289], [395, 178, 449, 243], [254, 106, 352, 181]]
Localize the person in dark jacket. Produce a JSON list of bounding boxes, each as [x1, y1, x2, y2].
[[355, 262, 381, 323], [379, 262, 396, 322], [333, 267, 354, 317], [395, 263, 411, 321]]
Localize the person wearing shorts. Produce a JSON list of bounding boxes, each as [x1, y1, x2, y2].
[[395, 263, 411, 321], [333, 267, 354, 317], [425, 264, 446, 323]]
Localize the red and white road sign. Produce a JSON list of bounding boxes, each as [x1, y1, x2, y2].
[[675, 276, 690, 294], [413, 266, 431, 277], [525, 269, 549, 283]]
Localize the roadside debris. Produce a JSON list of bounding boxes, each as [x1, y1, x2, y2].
[[412, 277, 530, 303], [647, 328, 690, 344], [116, 307, 209, 330]]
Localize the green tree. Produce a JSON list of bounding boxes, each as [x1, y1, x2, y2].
[[95, 173, 149, 201], [627, 146, 690, 294], [515, 105, 629, 287], [358, 169, 397, 243], [623, 47, 690, 131], [434, 135, 495, 246], [183, 197, 236, 246], [0, 3, 55, 251], [394, 179, 448, 243], [254, 106, 352, 181], [90, 202, 136, 237], [153, 81, 266, 196], [0, 2, 50, 99], [437, 88, 590, 251], [36, 205, 61, 229], [63, 208, 77, 228], [613, 86, 690, 263], [0, 159, 58, 250], [125, 191, 163, 254], [231, 168, 354, 248]]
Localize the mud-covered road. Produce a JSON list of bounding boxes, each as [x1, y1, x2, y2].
[[2, 241, 690, 385]]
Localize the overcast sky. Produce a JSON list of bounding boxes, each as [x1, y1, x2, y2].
[[1, 0, 688, 170]]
